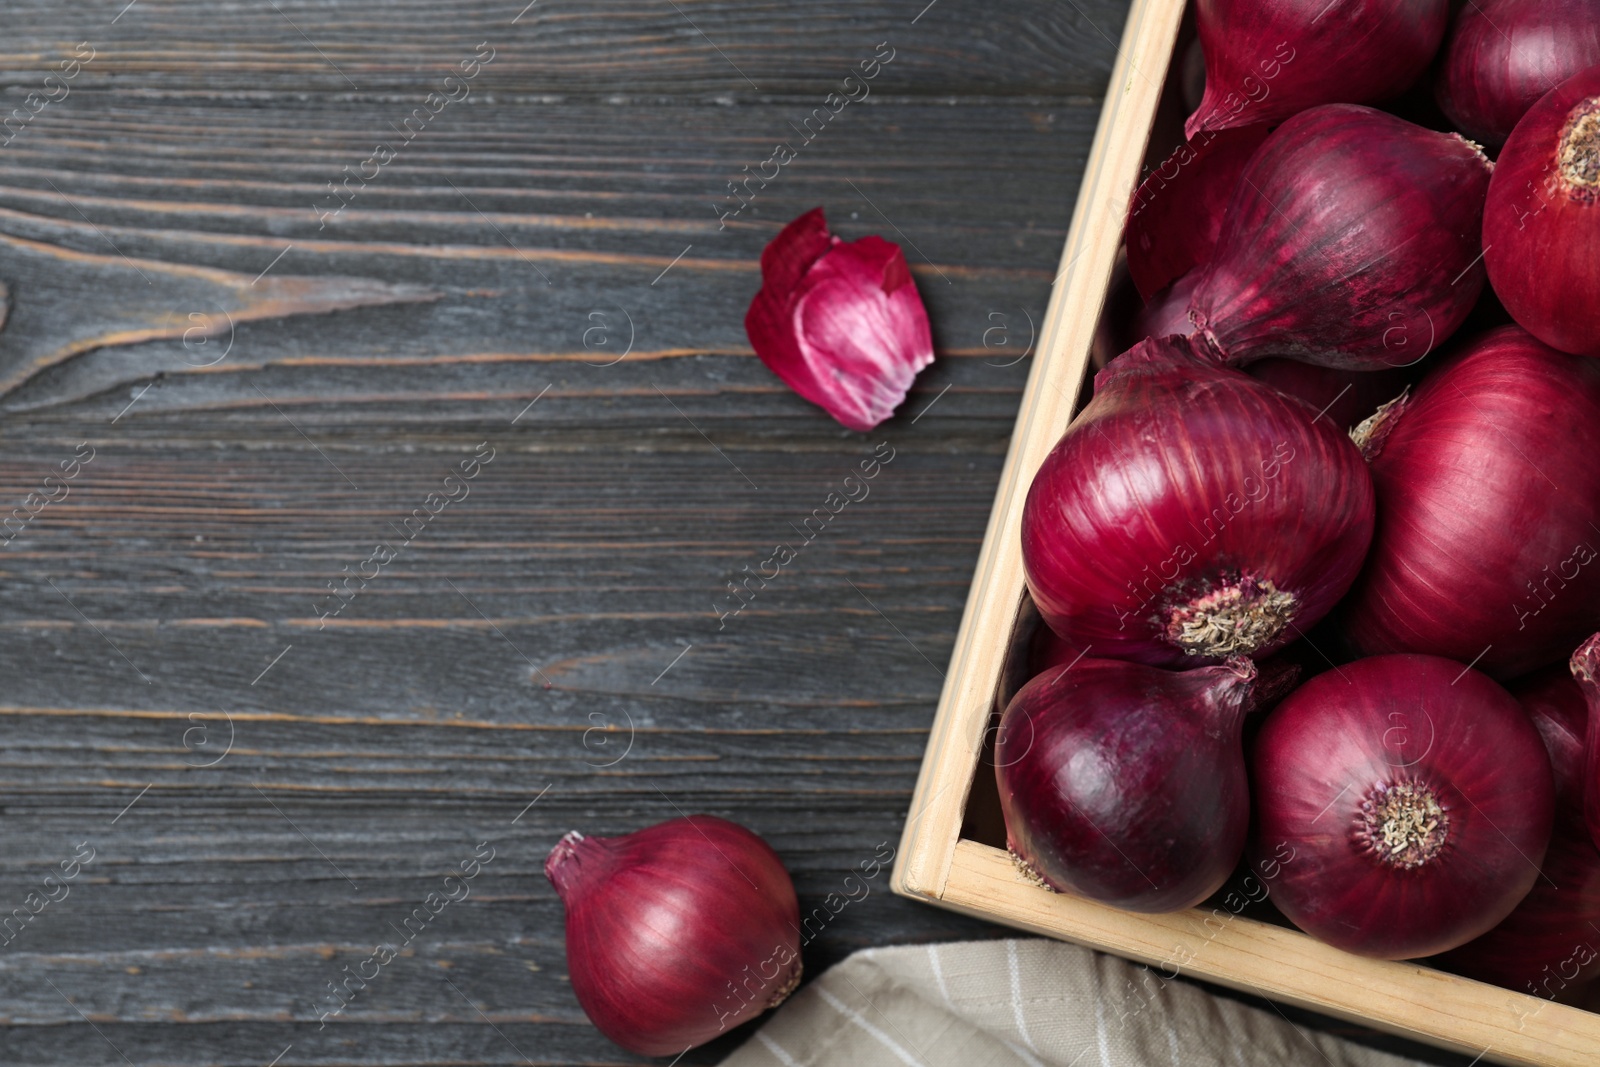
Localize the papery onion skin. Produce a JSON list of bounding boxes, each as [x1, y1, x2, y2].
[[1341, 326, 1600, 679], [745, 207, 935, 431], [1022, 335, 1374, 668], [1189, 105, 1492, 370], [997, 656, 1256, 912], [1252, 654, 1554, 959], [1125, 124, 1271, 301], [546, 816, 801, 1056], [1483, 63, 1600, 356], [1437, 0, 1600, 149], [1187, 0, 1449, 138]]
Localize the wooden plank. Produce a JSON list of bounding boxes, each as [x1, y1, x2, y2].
[[0, 1, 1134, 1060], [0, 0, 1128, 97]]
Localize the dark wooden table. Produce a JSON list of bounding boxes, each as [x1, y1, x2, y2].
[[0, 3, 1475, 1065]]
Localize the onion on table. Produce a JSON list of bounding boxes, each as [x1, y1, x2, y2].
[[546, 816, 801, 1056]]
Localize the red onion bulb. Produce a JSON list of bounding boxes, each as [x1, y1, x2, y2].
[[1252, 654, 1555, 959], [1187, 0, 1449, 138], [1125, 123, 1271, 301], [1512, 662, 1591, 819], [1433, 824, 1600, 997], [1483, 63, 1600, 356], [1341, 326, 1600, 679], [1245, 358, 1414, 434], [546, 816, 801, 1056], [1189, 105, 1492, 370], [1022, 335, 1374, 668], [1131, 268, 1200, 345], [1577, 636, 1600, 853], [1436, 0, 1600, 149], [1438, 640, 1600, 996], [996, 656, 1257, 912]]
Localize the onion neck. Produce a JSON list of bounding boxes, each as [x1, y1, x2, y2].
[[1559, 98, 1600, 201], [1163, 575, 1296, 660], [1355, 780, 1450, 869], [1572, 633, 1600, 691], [545, 830, 618, 900], [1349, 390, 1409, 461]]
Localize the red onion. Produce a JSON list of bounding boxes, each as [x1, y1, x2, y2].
[[1438, 639, 1600, 997], [996, 656, 1257, 912], [1245, 359, 1414, 434], [1512, 662, 1590, 819], [1187, 0, 1449, 138], [1252, 654, 1555, 959], [1188, 105, 1492, 370], [1433, 824, 1600, 997], [1131, 268, 1199, 344], [1483, 63, 1600, 357], [1125, 124, 1270, 301], [1437, 0, 1600, 148], [1022, 335, 1374, 668], [1136, 286, 1420, 431], [546, 816, 801, 1056], [745, 207, 934, 431], [1577, 635, 1600, 852], [1341, 326, 1600, 679]]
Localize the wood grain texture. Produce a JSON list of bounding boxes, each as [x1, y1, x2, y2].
[[0, 2, 1483, 1065]]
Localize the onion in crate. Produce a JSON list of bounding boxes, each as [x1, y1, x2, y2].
[[1341, 325, 1600, 679], [1188, 105, 1492, 370], [1436, 0, 1600, 148], [996, 656, 1257, 912], [1022, 335, 1374, 668], [1483, 62, 1600, 356], [1435, 637, 1600, 996], [1187, 0, 1449, 137], [1252, 654, 1555, 959]]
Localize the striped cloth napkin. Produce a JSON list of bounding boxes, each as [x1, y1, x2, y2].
[[722, 938, 1429, 1067]]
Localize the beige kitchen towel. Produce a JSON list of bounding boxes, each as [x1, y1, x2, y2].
[[723, 938, 1429, 1067]]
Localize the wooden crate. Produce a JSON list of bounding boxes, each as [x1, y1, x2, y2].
[[889, 0, 1600, 1063]]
